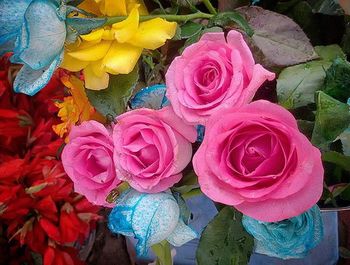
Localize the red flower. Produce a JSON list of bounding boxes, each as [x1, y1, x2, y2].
[[0, 55, 100, 265]]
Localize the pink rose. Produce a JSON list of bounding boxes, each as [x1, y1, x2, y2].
[[193, 100, 324, 222], [166, 30, 275, 125], [113, 106, 197, 193], [61, 121, 121, 207]]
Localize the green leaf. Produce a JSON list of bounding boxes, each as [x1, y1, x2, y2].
[[181, 21, 203, 39], [151, 241, 172, 265], [311, 0, 344, 15], [86, 67, 139, 119], [66, 17, 107, 35], [237, 6, 317, 68], [321, 58, 350, 103], [172, 192, 191, 223], [340, 247, 350, 259], [208, 11, 254, 37], [297, 119, 315, 139], [314, 45, 346, 61], [173, 171, 199, 194], [312, 91, 350, 149], [196, 207, 254, 265], [322, 151, 350, 171], [179, 27, 223, 53], [277, 45, 345, 109]]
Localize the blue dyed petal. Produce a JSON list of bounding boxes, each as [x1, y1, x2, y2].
[[0, 0, 33, 55], [13, 51, 62, 96], [108, 189, 197, 257], [17, 0, 66, 70], [0, 37, 15, 55], [196, 125, 205, 142], [131, 84, 170, 110], [242, 205, 324, 259], [166, 220, 197, 247]]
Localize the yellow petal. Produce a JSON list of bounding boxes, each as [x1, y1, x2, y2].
[[60, 53, 89, 72], [102, 28, 116, 40], [112, 6, 139, 43], [103, 41, 142, 74], [127, 0, 148, 15], [99, 0, 127, 16], [127, 18, 177, 50], [84, 64, 110, 90], [81, 28, 104, 42], [90, 60, 106, 77], [78, 0, 101, 15], [68, 40, 112, 61]]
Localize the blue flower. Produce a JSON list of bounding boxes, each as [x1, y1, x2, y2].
[[242, 205, 324, 259], [130, 84, 169, 110], [0, 0, 66, 96], [108, 189, 197, 257], [0, 0, 33, 55]]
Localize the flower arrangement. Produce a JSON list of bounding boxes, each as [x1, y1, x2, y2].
[[1, 0, 350, 264]]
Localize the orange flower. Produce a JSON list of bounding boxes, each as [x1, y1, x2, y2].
[[52, 75, 104, 139]]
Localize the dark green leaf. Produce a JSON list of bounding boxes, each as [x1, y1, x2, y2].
[[181, 21, 203, 39], [67, 0, 84, 6], [237, 6, 317, 68], [312, 91, 350, 149], [297, 119, 315, 139], [208, 11, 254, 37], [172, 192, 191, 223], [196, 207, 254, 265], [173, 171, 199, 193], [340, 186, 350, 201], [66, 17, 107, 35], [179, 27, 223, 53], [321, 58, 350, 103], [311, 0, 343, 15], [277, 45, 345, 109], [31, 252, 43, 265], [322, 151, 350, 171], [86, 67, 139, 119], [340, 247, 350, 259]]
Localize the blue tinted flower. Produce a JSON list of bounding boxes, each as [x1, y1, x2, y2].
[[242, 205, 324, 259], [1, 0, 66, 95], [130, 84, 169, 110], [108, 189, 197, 257], [0, 0, 33, 55]]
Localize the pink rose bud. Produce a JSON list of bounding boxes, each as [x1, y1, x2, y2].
[[62, 121, 121, 207], [193, 100, 324, 222], [113, 106, 197, 193], [166, 30, 275, 125]]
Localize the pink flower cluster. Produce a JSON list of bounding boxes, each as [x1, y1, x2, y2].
[[61, 30, 324, 222], [62, 107, 197, 206]]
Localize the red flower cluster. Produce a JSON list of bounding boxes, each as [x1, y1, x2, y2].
[[0, 55, 100, 265]]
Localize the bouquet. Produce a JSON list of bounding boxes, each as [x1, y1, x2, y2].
[[1, 0, 350, 264]]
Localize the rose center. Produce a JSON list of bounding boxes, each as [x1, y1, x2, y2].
[[136, 144, 158, 167]]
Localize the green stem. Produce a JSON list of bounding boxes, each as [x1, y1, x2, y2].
[[202, 0, 217, 15], [106, 12, 213, 25]]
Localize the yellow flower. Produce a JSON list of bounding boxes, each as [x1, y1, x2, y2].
[[53, 75, 104, 139], [61, 0, 177, 90]]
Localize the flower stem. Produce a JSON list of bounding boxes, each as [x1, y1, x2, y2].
[[106, 12, 213, 25], [202, 0, 217, 15]]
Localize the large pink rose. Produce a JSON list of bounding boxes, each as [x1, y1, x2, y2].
[[113, 106, 197, 193], [166, 30, 275, 125], [193, 100, 324, 222], [61, 121, 121, 207]]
